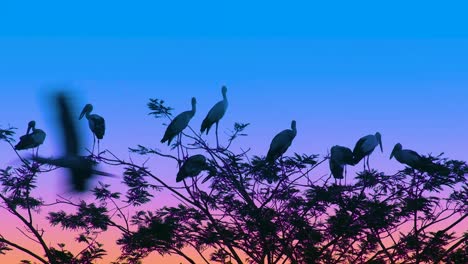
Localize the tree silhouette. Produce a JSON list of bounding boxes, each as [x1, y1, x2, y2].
[[0, 92, 467, 264]]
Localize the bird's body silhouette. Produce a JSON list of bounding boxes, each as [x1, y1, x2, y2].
[[201, 86, 228, 147], [79, 104, 105, 155], [161, 97, 196, 145], [353, 132, 383, 170], [390, 143, 422, 168], [34, 92, 112, 192], [176, 154, 208, 182], [390, 143, 449, 175], [329, 145, 354, 180], [266, 120, 297, 162], [15, 121, 46, 156]]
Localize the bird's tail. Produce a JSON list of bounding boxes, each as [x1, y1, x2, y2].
[[160, 136, 171, 145], [200, 118, 209, 134], [265, 151, 275, 163], [418, 158, 450, 176], [330, 159, 344, 179]]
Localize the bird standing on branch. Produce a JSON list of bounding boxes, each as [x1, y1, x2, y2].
[[352, 132, 383, 170], [201, 86, 228, 148], [266, 120, 297, 162], [161, 97, 197, 146], [390, 143, 449, 175], [329, 145, 354, 184], [79, 103, 105, 156], [176, 154, 209, 182], [15, 120, 46, 157]]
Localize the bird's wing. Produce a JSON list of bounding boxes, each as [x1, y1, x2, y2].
[[406, 149, 422, 159], [267, 130, 291, 159], [353, 136, 370, 162], [15, 134, 34, 149], [329, 158, 344, 179], [201, 101, 223, 133], [207, 101, 225, 122], [353, 137, 367, 153], [56, 92, 80, 156], [91, 114, 105, 139], [31, 130, 46, 144], [168, 111, 191, 134]]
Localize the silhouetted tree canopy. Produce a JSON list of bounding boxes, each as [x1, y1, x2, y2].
[[0, 91, 467, 264]]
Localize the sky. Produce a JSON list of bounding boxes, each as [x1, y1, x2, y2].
[[1, 1, 468, 263]]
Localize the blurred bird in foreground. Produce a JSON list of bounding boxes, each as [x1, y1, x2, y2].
[[33, 91, 113, 192]]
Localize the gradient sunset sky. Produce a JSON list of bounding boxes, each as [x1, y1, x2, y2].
[[1, 1, 468, 263]]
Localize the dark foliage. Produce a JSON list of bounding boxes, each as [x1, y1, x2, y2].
[[0, 97, 466, 264]]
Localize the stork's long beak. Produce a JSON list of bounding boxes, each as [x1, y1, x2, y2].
[[26, 124, 32, 134], [390, 149, 395, 160], [379, 140, 383, 153], [79, 108, 87, 120]]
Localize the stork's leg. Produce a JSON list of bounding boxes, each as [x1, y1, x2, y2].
[[92, 135, 96, 155], [215, 122, 219, 149], [176, 139, 181, 161], [367, 156, 370, 171], [177, 134, 184, 158], [97, 139, 101, 157], [344, 165, 347, 185]]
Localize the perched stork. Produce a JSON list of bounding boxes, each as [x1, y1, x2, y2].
[[266, 120, 297, 162], [390, 143, 422, 168], [161, 97, 196, 145], [79, 103, 105, 155], [200, 86, 228, 148], [34, 92, 112, 192], [390, 143, 449, 175], [15, 120, 46, 156], [176, 154, 208, 182], [329, 145, 354, 183], [353, 132, 383, 170]]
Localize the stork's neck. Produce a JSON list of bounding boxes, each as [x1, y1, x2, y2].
[[191, 103, 196, 114], [85, 111, 92, 120], [222, 96, 229, 112]]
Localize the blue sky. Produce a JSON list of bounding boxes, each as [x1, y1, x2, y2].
[[1, 1, 468, 38], [1, 1, 467, 165]]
